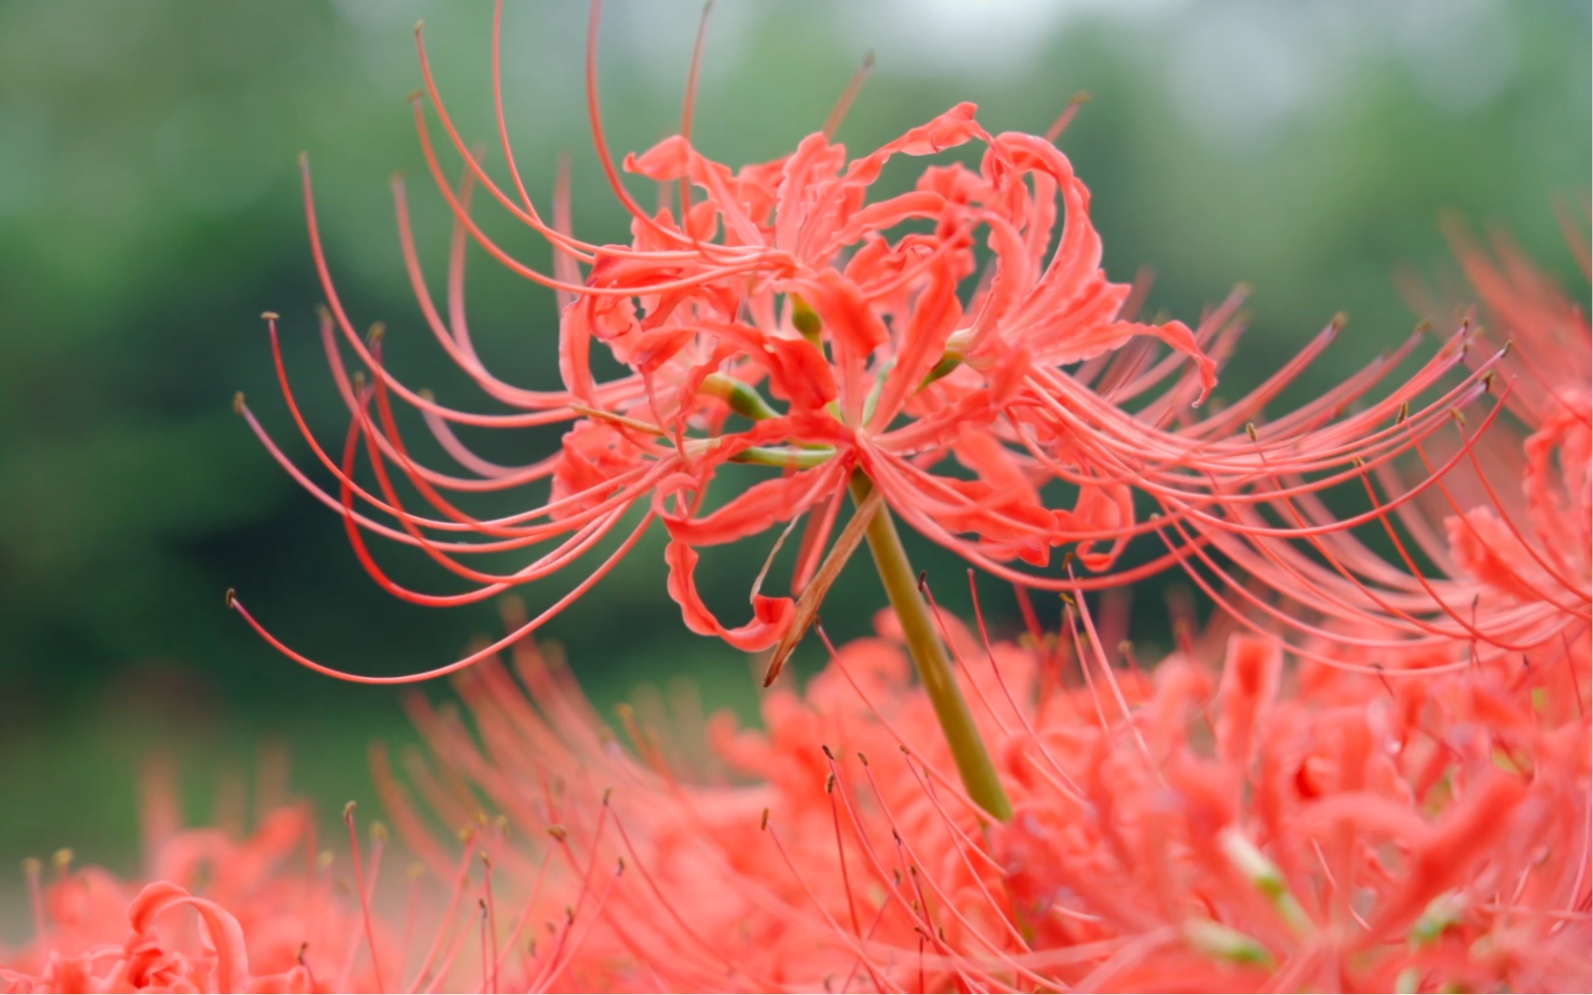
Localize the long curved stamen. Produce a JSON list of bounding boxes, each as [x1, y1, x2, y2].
[[822, 49, 875, 140], [676, 1, 713, 218], [227, 511, 655, 685]]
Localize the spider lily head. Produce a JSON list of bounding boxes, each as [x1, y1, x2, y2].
[[232, 0, 1513, 688]]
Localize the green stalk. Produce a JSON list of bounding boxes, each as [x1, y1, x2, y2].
[[848, 474, 1013, 821]]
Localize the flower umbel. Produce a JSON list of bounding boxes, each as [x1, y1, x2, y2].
[[233, 6, 1190, 667], [1, 761, 400, 993], [231, 1, 1506, 817], [370, 589, 1589, 992]]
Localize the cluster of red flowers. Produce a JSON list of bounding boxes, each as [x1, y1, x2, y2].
[[227, 0, 1497, 681], [6, 552, 1587, 991], [6, 1, 1586, 991], [1, 760, 389, 993]]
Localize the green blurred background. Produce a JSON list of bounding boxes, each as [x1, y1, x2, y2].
[[0, 0, 1587, 881]]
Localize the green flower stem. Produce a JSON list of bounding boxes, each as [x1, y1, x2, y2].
[[694, 365, 1010, 819], [848, 473, 1013, 822]]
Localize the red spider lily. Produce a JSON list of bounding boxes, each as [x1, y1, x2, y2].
[[0, 755, 650, 993], [364, 582, 1588, 993], [228, 0, 1499, 688], [1172, 210, 1592, 680], [1, 761, 392, 994], [8, 602, 1584, 992], [986, 607, 1590, 993], [15, 412, 1591, 995]]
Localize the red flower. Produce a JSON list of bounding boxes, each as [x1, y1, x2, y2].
[[11, 580, 1586, 991], [231, 1, 1499, 683], [1203, 210, 1590, 684], [0, 763, 400, 993], [361, 592, 1589, 992]]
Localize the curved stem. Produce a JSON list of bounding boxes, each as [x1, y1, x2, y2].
[[849, 474, 1013, 822]]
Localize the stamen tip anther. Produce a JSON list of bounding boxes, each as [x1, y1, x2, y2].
[[224, 587, 237, 609], [342, 800, 357, 822], [260, 310, 279, 322], [232, 391, 245, 415]]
